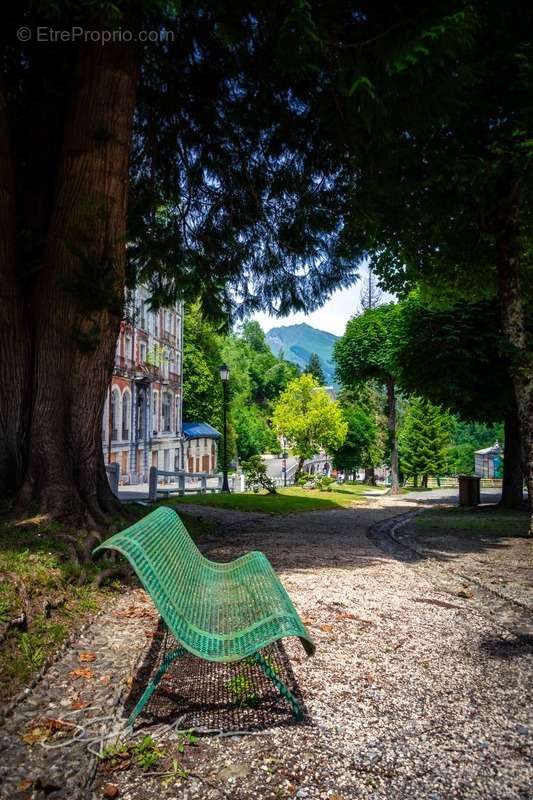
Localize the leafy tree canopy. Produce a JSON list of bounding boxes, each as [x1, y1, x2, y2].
[[272, 374, 347, 464], [334, 304, 401, 386], [394, 297, 514, 422]]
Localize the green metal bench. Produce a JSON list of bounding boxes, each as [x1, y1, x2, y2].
[[93, 506, 315, 724]]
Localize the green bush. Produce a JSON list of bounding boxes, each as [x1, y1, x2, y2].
[[241, 455, 277, 495]]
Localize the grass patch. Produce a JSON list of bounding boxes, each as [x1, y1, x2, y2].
[[0, 506, 213, 702], [0, 515, 120, 700], [414, 507, 529, 536], [164, 483, 385, 514]]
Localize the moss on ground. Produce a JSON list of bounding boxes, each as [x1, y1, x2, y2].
[[0, 506, 210, 701]]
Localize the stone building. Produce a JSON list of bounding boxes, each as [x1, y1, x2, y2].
[[102, 287, 184, 484]]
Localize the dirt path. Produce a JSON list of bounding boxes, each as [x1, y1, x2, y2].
[[1, 497, 531, 800]]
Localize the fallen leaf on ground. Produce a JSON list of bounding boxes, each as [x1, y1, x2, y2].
[[99, 675, 111, 685], [103, 783, 120, 798], [319, 624, 334, 632], [70, 699, 90, 710], [17, 779, 33, 791], [69, 668, 95, 680], [22, 717, 76, 745], [103, 752, 132, 772], [79, 651, 97, 662]]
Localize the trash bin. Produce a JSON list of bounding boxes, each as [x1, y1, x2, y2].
[[458, 474, 481, 506]]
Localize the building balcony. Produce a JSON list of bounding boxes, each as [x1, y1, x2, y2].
[[160, 330, 174, 346], [115, 355, 135, 374]]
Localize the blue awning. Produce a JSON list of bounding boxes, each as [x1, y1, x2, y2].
[[182, 421, 221, 439]]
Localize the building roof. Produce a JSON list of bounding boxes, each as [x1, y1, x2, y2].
[[182, 421, 221, 439], [474, 442, 500, 456]]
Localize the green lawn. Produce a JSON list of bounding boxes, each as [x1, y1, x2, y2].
[[164, 483, 385, 514], [414, 507, 529, 536]]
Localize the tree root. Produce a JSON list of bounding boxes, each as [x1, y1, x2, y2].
[[92, 566, 131, 588]]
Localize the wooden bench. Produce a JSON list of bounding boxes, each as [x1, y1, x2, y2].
[[94, 507, 314, 724]]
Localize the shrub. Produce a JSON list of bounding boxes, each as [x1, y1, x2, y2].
[[241, 455, 277, 494]]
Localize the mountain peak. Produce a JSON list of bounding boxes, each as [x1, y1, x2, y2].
[[265, 323, 338, 384]]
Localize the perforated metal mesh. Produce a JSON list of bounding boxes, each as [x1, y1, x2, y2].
[[94, 507, 315, 663], [124, 623, 306, 731]]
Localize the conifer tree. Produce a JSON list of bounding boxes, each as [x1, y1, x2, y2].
[[305, 353, 325, 385], [399, 397, 450, 487]]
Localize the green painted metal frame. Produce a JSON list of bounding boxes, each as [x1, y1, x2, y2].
[[94, 506, 314, 723]]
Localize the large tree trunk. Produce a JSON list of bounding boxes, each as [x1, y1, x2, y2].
[[294, 455, 306, 482], [500, 404, 524, 509], [496, 213, 532, 532], [16, 40, 138, 526], [364, 466, 376, 485], [0, 82, 31, 495], [386, 376, 400, 494]]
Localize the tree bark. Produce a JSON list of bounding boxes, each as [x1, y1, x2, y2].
[[0, 81, 31, 495], [364, 466, 376, 485], [496, 212, 533, 531], [386, 376, 400, 494], [295, 455, 306, 482], [16, 40, 138, 525], [499, 386, 525, 510]]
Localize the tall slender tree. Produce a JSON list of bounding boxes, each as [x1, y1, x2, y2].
[[335, 304, 401, 493], [305, 353, 326, 385]]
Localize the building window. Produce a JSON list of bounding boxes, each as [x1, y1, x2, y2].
[[122, 391, 130, 439], [162, 392, 171, 432], [140, 342, 147, 364], [136, 393, 145, 439], [110, 389, 120, 441]]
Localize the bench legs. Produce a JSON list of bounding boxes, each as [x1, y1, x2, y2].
[[127, 646, 303, 727], [252, 652, 303, 719], [127, 647, 186, 727]]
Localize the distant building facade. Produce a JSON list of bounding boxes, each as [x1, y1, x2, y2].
[[474, 442, 502, 478], [182, 422, 221, 474], [102, 287, 184, 484]]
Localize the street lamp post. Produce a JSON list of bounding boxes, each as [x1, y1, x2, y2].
[[219, 363, 230, 492], [282, 438, 288, 488]]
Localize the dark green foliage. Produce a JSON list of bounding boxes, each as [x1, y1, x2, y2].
[[183, 309, 296, 460], [182, 302, 224, 430], [334, 305, 400, 387], [305, 353, 325, 385], [241, 455, 277, 494], [333, 382, 385, 473], [399, 397, 451, 484], [394, 298, 513, 422]]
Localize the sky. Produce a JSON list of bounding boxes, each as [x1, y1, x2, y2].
[[252, 264, 394, 336]]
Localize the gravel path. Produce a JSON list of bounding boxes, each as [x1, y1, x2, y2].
[[1, 495, 531, 800]]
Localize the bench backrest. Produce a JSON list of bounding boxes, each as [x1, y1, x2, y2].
[[93, 506, 315, 662]]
